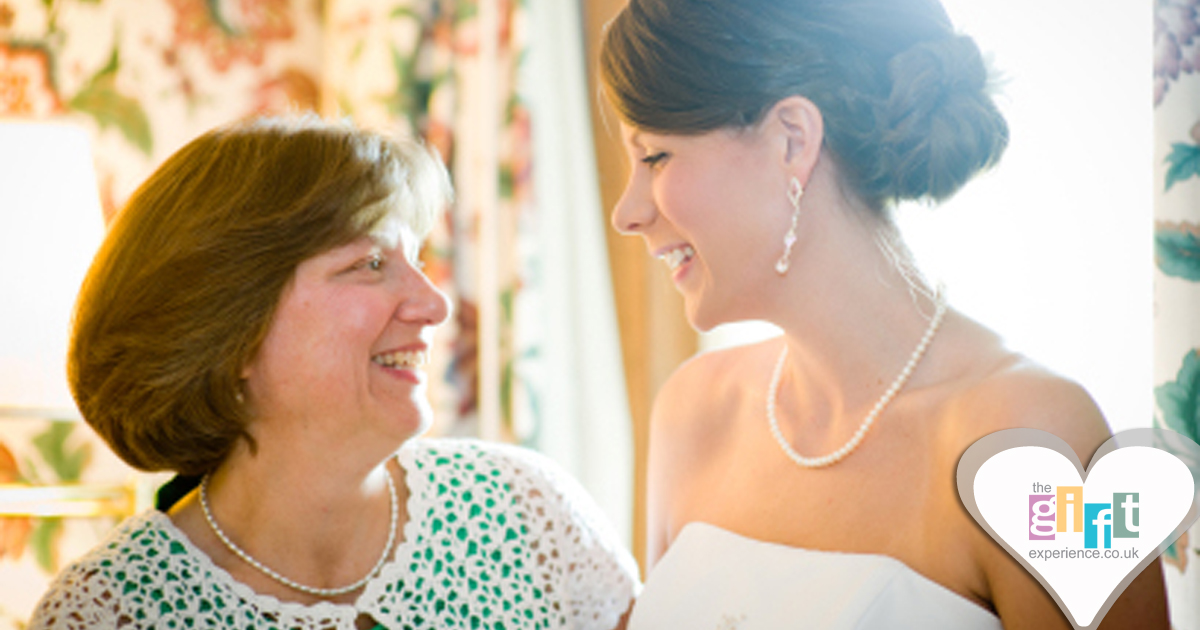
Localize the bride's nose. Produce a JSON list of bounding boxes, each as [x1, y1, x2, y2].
[[612, 171, 656, 235]]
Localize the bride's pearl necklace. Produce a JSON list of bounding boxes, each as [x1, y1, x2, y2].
[[199, 468, 398, 597], [767, 296, 947, 468]]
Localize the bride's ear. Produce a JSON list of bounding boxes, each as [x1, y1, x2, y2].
[[767, 96, 823, 185]]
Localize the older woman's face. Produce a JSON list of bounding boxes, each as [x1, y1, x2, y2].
[[241, 230, 449, 453]]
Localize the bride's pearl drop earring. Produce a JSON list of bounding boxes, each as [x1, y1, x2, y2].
[[774, 177, 804, 275]]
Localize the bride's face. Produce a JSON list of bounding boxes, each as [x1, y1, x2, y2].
[[612, 122, 794, 330]]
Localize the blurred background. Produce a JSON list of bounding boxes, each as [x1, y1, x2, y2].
[[1, 0, 1198, 627]]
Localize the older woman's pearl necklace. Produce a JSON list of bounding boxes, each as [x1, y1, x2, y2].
[[199, 469, 398, 597], [767, 297, 947, 468]]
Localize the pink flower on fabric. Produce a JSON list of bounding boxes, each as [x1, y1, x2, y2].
[[0, 43, 64, 116], [253, 67, 319, 114], [166, 0, 296, 72], [0, 441, 32, 562]]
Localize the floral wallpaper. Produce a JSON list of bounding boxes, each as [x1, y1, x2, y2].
[[0, 0, 324, 217], [0, 420, 132, 628], [0, 0, 539, 625], [1154, 0, 1200, 625]]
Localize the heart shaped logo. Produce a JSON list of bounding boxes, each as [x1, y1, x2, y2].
[[957, 428, 1200, 629]]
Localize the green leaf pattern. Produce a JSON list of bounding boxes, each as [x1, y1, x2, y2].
[[31, 421, 91, 484], [1156, 351, 1200, 446], [5, 421, 94, 573], [1165, 142, 1200, 191], [68, 47, 153, 156], [1156, 352, 1200, 573], [28, 519, 63, 574], [1156, 222, 1200, 281]]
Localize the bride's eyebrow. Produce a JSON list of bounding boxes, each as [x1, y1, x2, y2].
[[626, 129, 648, 149]]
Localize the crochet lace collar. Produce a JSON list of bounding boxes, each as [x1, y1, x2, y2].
[[142, 442, 425, 628]]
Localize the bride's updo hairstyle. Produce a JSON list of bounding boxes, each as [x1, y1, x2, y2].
[[600, 0, 1009, 211]]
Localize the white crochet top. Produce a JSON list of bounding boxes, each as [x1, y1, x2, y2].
[[29, 438, 639, 630]]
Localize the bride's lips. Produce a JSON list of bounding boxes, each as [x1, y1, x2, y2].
[[654, 243, 696, 281]]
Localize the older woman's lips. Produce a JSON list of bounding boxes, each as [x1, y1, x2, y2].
[[371, 348, 428, 384]]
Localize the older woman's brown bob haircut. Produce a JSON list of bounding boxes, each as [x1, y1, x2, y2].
[[69, 116, 451, 475]]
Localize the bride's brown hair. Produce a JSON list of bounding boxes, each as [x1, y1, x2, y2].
[[601, 0, 1008, 211]]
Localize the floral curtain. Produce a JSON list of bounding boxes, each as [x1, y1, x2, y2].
[[323, 0, 533, 440], [0, 0, 618, 626], [1154, 0, 1200, 625]]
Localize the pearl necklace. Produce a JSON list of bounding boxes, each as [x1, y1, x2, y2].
[[767, 296, 947, 468], [199, 469, 398, 597]]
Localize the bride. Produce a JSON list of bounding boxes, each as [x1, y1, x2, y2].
[[599, 0, 1167, 627]]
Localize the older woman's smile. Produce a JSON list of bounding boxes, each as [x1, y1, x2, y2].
[[371, 346, 429, 384]]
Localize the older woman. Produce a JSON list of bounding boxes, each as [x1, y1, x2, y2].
[[29, 117, 637, 630], [599, 0, 1165, 628]]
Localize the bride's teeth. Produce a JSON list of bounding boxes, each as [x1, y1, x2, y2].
[[372, 350, 428, 368], [658, 246, 695, 272]]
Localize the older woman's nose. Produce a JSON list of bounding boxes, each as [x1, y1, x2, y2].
[[400, 271, 451, 327]]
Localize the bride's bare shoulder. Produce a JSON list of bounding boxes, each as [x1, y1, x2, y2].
[[657, 336, 777, 415], [652, 338, 780, 431], [941, 351, 1112, 464]]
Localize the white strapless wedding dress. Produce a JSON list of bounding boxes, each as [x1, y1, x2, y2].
[[628, 522, 1003, 629]]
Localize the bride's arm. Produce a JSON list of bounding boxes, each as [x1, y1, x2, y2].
[[644, 379, 681, 571], [966, 369, 1169, 629], [643, 346, 750, 570], [981, 540, 1167, 629]]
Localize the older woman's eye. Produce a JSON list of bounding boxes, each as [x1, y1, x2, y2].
[[353, 253, 385, 272]]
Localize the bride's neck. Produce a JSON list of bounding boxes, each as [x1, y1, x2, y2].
[[768, 210, 942, 419]]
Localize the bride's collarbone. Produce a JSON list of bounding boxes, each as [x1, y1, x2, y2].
[[674, 437, 970, 552]]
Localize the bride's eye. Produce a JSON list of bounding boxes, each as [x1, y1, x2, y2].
[[641, 152, 669, 168]]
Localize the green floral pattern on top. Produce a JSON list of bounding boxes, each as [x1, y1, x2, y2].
[[27, 439, 638, 630]]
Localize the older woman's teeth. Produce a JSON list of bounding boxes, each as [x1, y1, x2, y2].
[[372, 350, 428, 368], [659, 246, 695, 272]]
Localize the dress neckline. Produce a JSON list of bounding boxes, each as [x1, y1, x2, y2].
[[674, 521, 1000, 621], [152, 442, 425, 621]]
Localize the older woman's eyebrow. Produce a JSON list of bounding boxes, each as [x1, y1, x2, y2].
[[369, 227, 421, 263]]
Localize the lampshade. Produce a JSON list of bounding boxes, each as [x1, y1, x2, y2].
[[0, 122, 105, 420]]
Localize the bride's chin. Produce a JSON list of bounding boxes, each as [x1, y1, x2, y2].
[[684, 299, 725, 334]]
